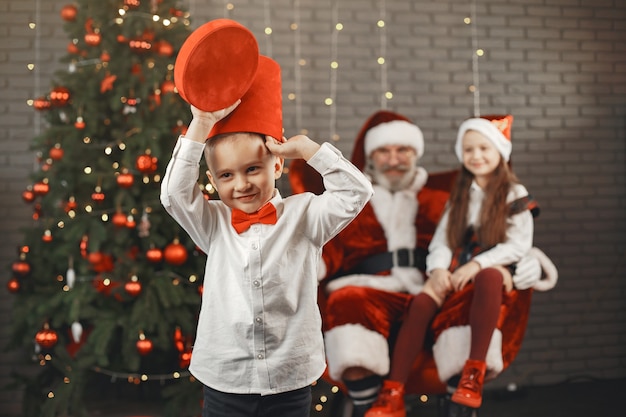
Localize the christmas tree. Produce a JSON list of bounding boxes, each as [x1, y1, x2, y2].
[[7, 1, 209, 416]]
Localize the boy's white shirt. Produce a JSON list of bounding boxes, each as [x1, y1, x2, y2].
[[426, 181, 534, 272], [160, 137, 373, 395]]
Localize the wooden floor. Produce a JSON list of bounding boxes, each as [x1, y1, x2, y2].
[[85, 377, 625, 417]]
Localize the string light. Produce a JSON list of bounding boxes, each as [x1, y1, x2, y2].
[[327, 0, 341, 142], [292, 0, 303, 133], [378, 0, 389, 109], [468, 0, 481, 117], [263, 0, 273, 57]]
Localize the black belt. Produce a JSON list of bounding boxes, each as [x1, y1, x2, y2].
[[337, 248, 427, 278]]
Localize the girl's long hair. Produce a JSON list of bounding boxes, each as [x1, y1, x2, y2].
[[446, 159, 519, 249]]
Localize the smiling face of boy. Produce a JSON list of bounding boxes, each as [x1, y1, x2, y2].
[[206, 133, 284, 214]]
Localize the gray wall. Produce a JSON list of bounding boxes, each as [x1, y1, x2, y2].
[[1, 0, 625, 414]]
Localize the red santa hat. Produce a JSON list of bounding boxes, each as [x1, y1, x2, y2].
[[455, 114, 513, 162], [351, 110, 424, 171]]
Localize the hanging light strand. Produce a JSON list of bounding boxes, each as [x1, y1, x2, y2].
[[263, 0, 273, 57], [378, 0, 388, 109], [470, 0, 481, 117], [293, 0, 302, 133], [32, 0, 42, 138], [328, 0, 340, 141]]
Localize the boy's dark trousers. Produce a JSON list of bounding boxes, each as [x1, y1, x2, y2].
[[202, 384, 312, 417]]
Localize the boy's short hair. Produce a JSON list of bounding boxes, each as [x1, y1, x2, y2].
[[204, 132, 268, 173]]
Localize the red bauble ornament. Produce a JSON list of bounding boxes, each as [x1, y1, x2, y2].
[[84, 32, 101, 46], [64, 198, 78, 213], [22, 189, 35, 203], [112, 212, 127, 227], [74, 117, 85, 129], [60, 4, 78, 21], [157, 41, 174, 57], [100, 51, 111, 62], [136, 338, 153, 355], [50, 87, 70, 106], [33, 96, 51, 111], [124, 281, 142, 296], [42, 230, 53, 242], [125, 0, 141, 8], [49, 145, 64, 160], [12, 261, 31, 277], [164, 241, 188, 265], [91, 191, 105, 203], [116, 172, 134, 188], [35, 326, 59, 349], [179, 350, 192, 368], [146, 247, 163, 263], [135, 154, 158, 173], [161, 80, 176, 94], [125, 215, 136, 228], [67, 42, 81, 55], [7, 277, 20, 293], [33, 182, 49, 195]]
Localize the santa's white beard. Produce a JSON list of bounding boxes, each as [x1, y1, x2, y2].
[[370, 165, 418, 191]]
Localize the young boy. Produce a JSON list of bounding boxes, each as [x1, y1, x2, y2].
[[161, 55, 373, 416]]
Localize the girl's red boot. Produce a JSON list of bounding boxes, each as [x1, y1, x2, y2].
[[451, 359, 487, 408]]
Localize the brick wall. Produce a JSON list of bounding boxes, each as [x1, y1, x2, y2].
[[1, 0, 624, 414]]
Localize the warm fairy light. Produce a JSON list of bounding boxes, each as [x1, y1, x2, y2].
[[84, 166, 92, 174], [29, 22, 36, 29], [57, 221, 65, 228], [330, 61, 338, 69], [141, 374, 148, 381], [315, 404, 323, 411], [378, 57, 385, 65], [119, 9, 126, 16], [385, 91, 393, 99], [83, 136, 91, 144], [173, 372, 180, 378], [101, 214, 109, 222], [265, 27, 272, 35], [420, 394, 429, 402], [152, 15, 159, 22], [336, 23, 343, 30], [377, 19, 385, 28], [288, 93, 296, 100], [299, 58, 306, 66], [291, 23, 298, 30], [47, 392, 54, 399], [324, 98, 333, 106], [119, 143, 126, 150], [464, 17, 471, 24], [85, 205, 93, 213], [476, 49, 484, 56], [189, 274, 197, 283], [226, 3, 234, 10], [105, 146, 112, 154], [27, 63, 35, 70]]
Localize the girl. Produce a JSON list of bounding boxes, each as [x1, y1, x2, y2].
[[365, 115, 536, 417]]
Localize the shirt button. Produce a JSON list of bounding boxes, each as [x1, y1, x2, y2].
[[251, 243, 258, 250], [252, 225, 260, 232], [255, 317, 263, 324], [257, 354, 264, 359], [253, 280, 260, 287]]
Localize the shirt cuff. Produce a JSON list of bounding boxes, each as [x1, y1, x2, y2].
[[307, 142, 341, 174], [173, 136, 206, 164]]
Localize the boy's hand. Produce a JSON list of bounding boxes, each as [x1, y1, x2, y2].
[[185, 100, 241, 143], [264, 134, 321, 161], [191, 100, 240, 124]]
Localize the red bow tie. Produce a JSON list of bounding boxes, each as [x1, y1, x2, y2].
[[231, 203, 277, 234]]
